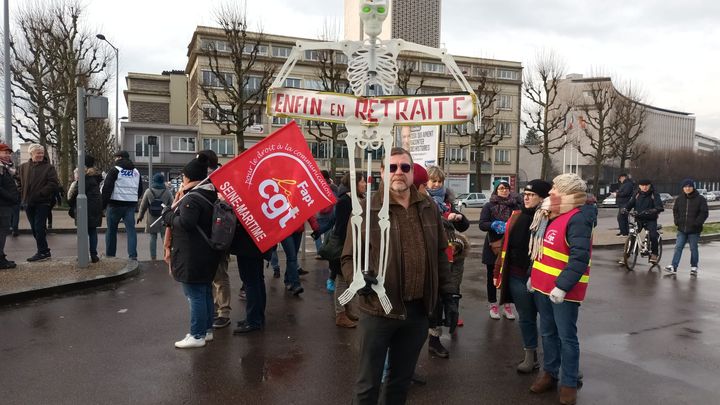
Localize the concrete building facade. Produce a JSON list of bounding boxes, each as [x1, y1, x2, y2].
[[694, 131, 720, 154], [182, 26, 522, 193]]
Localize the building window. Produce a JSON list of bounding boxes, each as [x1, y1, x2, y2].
[[135, 135, 160, 158], [497, 95, 512, 110], [305, 50, 321, 61], [272, 46, 292, 58], [201, 40, 230, 52], [310, 141, 331, 159], [171, 137, 197, 153], [202, 137, 236, 156], [495, 149, 510, 164], [448, 147, 467, 162], [470, 148, 484, 162], [497, 122, 512, 137], [243, 44, 268, 55], [473, 66, 491, 77], [243, 76, 262, 97], [421, 62, 444, 74], [285, 78, 301, 88], [497, 69, 519, 80], [202, 104, 232, 122], [335, 53, 348, 64], [306, 79, 325, 91], [272, 116, 292, 126], [202, 70, 233, 87]]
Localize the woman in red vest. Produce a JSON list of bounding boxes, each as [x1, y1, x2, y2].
[[527, 173, 597, 405], [493, 179, 551, 373]]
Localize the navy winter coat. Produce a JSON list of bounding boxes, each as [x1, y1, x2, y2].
[[555, 203, 597, 293], [673, 190, 709, 234]]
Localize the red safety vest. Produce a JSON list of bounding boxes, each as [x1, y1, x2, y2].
[[530, 208, 591, 303]]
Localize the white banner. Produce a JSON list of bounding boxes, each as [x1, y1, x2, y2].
[[267, 87, 476, 126]]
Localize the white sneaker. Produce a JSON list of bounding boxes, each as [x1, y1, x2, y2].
[[205, 331, 214, 342], [174, 334, 206, 349], [503, 304, 516, 320], [664, 265, 677, 274], [489, 304, 501, 320], [690, 267, 698, 277]]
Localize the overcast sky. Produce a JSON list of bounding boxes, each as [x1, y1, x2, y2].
[[5, 0, 720, 139]]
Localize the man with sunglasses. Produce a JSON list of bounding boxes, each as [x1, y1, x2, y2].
[[342, 147, 455, 405]]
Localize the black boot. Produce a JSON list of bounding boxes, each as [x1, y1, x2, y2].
[[428, 335, 449, 358]]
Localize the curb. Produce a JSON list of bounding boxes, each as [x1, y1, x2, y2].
[[0, 260, 141, 305]]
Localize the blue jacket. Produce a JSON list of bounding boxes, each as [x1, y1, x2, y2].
[[616, 179, 634, 205], [555, 202, 597, 293], [625, 188, 663, 221]]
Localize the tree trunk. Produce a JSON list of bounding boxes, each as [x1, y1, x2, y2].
[[475, 156, 483, 192]]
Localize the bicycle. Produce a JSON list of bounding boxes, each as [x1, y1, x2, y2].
[[622, 212, 663, 271]]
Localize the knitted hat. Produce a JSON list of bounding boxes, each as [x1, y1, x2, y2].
[[638, 179, 652, 185], [552, 173, 587, 195], [152, 173, 165, 187], [85, 155, 95, 168], [28, 143, 45, 154], [524, 179, 552, 198], [412, 163, 428, 188], [681, 178, 695, 188], [197, 149, 219, 170], [493, 180, 511, 193], [0, 143, 11, 153], [183, 154, 209, 181]]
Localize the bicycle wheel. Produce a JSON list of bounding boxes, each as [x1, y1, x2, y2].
[[656, 235, 663, 262], [623, 235, 638, 271]]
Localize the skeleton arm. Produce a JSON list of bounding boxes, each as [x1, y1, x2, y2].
[[271, 40, 361, 89]]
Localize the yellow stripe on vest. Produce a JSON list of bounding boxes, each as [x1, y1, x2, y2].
[[533, 261, 590, 283], [543, 247, 592, 266]]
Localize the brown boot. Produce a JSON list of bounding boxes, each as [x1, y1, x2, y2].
[[336, 312, 357, 328], [559, 386, 577, 405], [530, 372, 558, 393]]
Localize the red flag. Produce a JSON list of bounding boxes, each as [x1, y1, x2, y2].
[[209, 121, 336, 252]]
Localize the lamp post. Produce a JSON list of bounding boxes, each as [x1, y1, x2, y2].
[[96, 34, 120, 150], [4, 0, 12, 149]]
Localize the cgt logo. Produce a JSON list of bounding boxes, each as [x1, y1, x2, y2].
[[259, 178, 315, 228], [544, 229, 558, 245]]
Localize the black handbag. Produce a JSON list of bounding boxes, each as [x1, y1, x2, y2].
[[318, 232, 343, 260]]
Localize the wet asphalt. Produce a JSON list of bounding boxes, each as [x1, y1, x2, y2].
[[1, 239, 720, 404]]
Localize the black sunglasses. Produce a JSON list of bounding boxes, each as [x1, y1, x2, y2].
[[389, 163, 412, 173]]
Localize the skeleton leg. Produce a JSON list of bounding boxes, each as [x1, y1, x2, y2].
[[369, 121, 395, 313], [337, 122, 370, 306]]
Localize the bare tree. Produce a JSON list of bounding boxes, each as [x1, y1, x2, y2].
[[396, 59, 426, 96], [84, 119, 114, 172], [304, 24, 349, 179], [455, 72, 503, 192], [199, 4, 275, 154], [610, 83, 647, 171], [577, 78, 618, 197], [522, 50, 571, 180], [10, 1, 111, 189]]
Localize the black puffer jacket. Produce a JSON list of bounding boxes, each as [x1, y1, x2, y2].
[[616, 179, 634, 205], [673, 190, 709, 234], [169, 186, 222, 283], [0, 165, 19, 207], [625, 187, 663, 221], [68, 168, 104, 228]]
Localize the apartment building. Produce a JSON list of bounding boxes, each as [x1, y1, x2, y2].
[[121, 71, 199, 182], [179, 26, 521, 192]]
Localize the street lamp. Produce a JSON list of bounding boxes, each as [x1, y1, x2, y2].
[[96, 33, 120, 150]]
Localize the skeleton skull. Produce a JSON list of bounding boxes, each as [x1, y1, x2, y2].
[[359, 0, 388, 38]]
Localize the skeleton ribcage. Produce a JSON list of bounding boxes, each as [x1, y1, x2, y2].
[[347, 46, 398, 97]]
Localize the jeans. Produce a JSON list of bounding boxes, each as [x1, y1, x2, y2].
[[535, 292, 580, 388], [237, 256, 266, 327], [88, 227, 98, 257], [617, 208, 629, 235], [509, 275, 538, 349], [671, 231, 700, 268], [281, 232, 303, 289], [181, 282, 214, 339], [269, 250, 280, 270], [105, 205, 138, 259], [149, 232, 163, 259], [353, 301, 429, 405], [26, 204, 51, 254]]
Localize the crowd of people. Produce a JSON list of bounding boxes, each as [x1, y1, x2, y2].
[[1, 142, 713, 405]]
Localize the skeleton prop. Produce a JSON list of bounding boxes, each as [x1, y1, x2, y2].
[[268, 0, 479, 314]]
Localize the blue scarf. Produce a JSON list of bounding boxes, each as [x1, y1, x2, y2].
[[427, 186, 448, 213]]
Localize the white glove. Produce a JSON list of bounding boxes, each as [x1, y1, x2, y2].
[[549, 287, 566, 304], [526, 278, 533, 293]]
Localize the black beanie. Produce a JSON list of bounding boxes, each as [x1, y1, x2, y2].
[[183, 154, 209, 181], [524, 179, 552, 198], [85, 155, 95, 168]]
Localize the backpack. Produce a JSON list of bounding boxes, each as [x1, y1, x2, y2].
[[187, 192, 237, 251], [148, 189, 166, 217]]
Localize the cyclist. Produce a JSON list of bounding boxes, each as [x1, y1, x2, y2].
[[622, 179, 663, 264]]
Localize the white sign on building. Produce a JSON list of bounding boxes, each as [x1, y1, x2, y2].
[[398, 125, 439, 167]]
